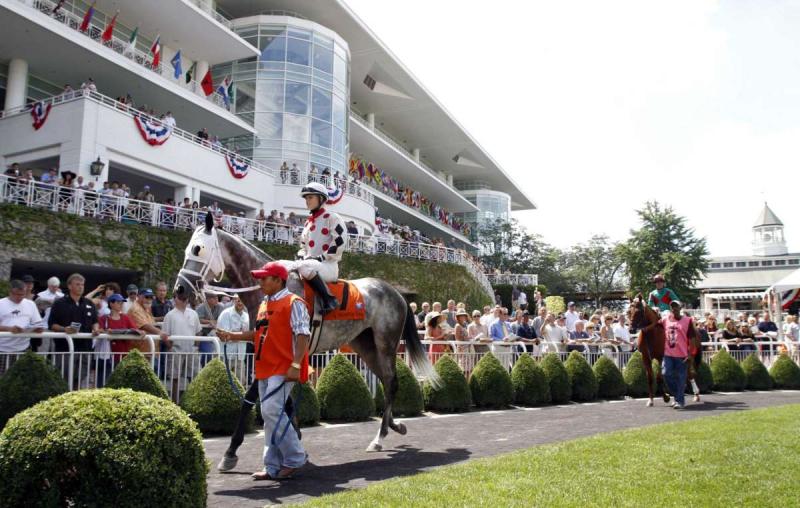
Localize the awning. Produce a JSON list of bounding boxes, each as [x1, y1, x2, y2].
[[768, 267, 800, 293], [705, 292, 764, 300]]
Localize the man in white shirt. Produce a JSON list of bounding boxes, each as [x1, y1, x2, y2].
[[36, 276, 63, 314], [518, 290, 528, 311], [163, 111, 177, 129], [216, 295, 251, 382], [564, 301, 580, 333], [162, 293, 202, 402], [613, 314, 634, 352], [0, 280, 46, 368]]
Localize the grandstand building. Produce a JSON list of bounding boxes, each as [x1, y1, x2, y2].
[[0, 0, 535, 248]]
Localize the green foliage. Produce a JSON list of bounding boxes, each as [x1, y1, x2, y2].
[[373, 381, 385, 416], [563, 235, 625, 307], [618, 201, 709, 301], [741, 354, 773, 390], [393, 359, 424, 417], [468, 353, 513, 408], [769, 354, 800, 389], [0, 351, 68, 429], [423, 355, 472, 412], [510, 354, 550, 406], [290, 383, 320, 427], [544, 296, 566, 316], [593, 355, 627, 399], [180, 359, 252, 434], [0, 389, 207, 507], [105, 349, 168, 399], [710, 350, 746, 391], [541, 353, 571, 404], [693, 361, 714, 394], [316, 354, 374, 421], [624, 351, 655, 397], [564, 351, 598, 401]]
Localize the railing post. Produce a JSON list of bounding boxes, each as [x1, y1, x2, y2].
[[65, 334, 75, 391]]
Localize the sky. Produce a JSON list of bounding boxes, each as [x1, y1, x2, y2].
[[344, 0, 800, 256]]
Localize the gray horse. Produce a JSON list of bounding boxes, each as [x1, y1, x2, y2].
[[174, 213, 439, 469]]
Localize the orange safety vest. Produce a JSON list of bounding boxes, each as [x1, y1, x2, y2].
[[253, 293, 309, 382]]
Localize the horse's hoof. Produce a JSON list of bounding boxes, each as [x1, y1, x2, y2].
[[646, 399, 653, 407], [694, 395, 701, 403], [217, 454, 238, 472], [366, 443, 383, 452], [395, 423, 407, 435], [663, 393, 670, 403]]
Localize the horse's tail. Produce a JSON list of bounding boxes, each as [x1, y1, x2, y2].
[[402, 303, 442, 388]]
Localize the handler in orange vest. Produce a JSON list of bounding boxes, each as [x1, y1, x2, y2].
[[218, 261, 310, 480]]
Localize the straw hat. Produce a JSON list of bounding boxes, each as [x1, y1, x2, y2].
[[455, 309, 470, 318], [425, 311, 442, 325]]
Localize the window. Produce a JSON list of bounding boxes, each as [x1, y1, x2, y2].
[[332, 128, 346, 155], [286, 38, 310, 66], [710, 263, 721, 268], [284, 82, 310, 115], [735, 262, 746, 267], [260, 36, 286, 61], [748, 261, 759, 267], [775, 260, 786, 266], [312, 87, 332, 121], [789, 259, 799, 265], [255, 80, 284, 112], [761, 260, 773, 266], [723, 262, 734, 268], [333, 54, 347, 84], [313, 44, 333, 74], [311, 118, 332, 148], [254, 113, 282, 139], [332, 94, 346, 130], [283, 114, 310, 143]]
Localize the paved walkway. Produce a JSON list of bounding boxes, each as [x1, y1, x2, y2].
[[204, 390, 800, 506]]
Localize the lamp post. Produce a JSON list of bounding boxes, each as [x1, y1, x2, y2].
[[89, 157, 105, 180]]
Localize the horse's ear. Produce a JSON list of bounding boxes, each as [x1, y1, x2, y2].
[[204, 211, 213, 233], [635, 292, 643, 300]]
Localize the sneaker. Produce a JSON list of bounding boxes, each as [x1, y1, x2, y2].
[[673, 403, 685, 410], [670, 402, 677, 408]]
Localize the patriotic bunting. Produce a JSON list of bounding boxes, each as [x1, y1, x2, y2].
[[326, 181, 344, 204], [133, 114, 172, 145], [31, 101, 52, 130], [225, 153, 249, 179]]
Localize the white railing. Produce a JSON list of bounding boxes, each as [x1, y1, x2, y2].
[[0, 90, 271, 176], [486, 274, 539, 286], [188, 0, 233, 29], [23, 0, 231, 111], [0, 174, 492, 296]]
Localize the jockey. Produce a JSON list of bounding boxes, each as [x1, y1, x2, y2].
[[648, 274, 680, 317], [283, 182, 347, 315]]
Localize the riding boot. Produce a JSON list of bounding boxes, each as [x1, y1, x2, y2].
[[308, 274, 338, 315]]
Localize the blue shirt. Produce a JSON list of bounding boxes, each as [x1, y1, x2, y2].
[[490, 320, 509, 341]]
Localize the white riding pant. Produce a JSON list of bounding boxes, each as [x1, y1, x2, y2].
[[279, 258, 339, 282]]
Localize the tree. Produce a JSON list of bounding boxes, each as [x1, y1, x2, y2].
[[618, 202, 708, 301], [565, 235, 625, 307]]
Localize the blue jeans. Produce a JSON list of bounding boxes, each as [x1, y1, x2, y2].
[[198, 340, 214, 367], [258, 376, 306, 475], [662, 355, 688, 406]]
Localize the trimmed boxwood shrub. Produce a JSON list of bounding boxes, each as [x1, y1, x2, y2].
[[180, 359, 253, 435], [541, 353, 571, 404], [564, 351, 598, 401], [423, 355, 472, 412], [316, 354, 374, 421], [0, 389, 207, 507], [106, 349, 168, 399], [511, 354, 550, 406], [0, 351, 67, 430], [593, 356, 627, 399], [694, 361, 714, 394], [710, 349, 746, 391], [770, 354, 800, 389], [468, 353, 513, 408], [623, 351, 657, 397], [291, 383, 320, 427], [741, 353, 773, 390], [393, 358, 424, 417]]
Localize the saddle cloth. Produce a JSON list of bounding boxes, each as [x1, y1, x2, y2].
[[302, 280, 366, 322]]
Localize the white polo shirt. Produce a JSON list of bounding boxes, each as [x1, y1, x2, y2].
[[0, 297, 44, 352], [162, 307, 202, 353]]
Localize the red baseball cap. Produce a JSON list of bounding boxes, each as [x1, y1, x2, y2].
[[251, 261, 288, 281]]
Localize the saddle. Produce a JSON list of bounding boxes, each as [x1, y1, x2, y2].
[[302, 280, 366, 322]]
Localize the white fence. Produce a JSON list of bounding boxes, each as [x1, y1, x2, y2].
[[2, 333, 798, 403]]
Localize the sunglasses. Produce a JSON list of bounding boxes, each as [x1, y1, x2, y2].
[[143, 295, 154, 299]]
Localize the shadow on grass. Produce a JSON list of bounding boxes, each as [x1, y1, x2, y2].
[[212, 445, 471, 503]]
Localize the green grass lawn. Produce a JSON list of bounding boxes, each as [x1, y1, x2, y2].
[[306, 404, 799, 507]]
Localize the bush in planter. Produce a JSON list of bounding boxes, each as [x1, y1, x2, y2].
[[468, 353, 513, 408], [741, 353, 773, 390], [105, 349, 168, 399], [769, 354, 800, 389], [593, 355, 627, 399], [623, 351, 657, 397], [541, 353, 571, 404], [423, 355, 472, 412], [316, 354, 374, 421], [511, 354, 550, 406], [0, 389, 207, 507], [710, 349, 746, 391], [693, 361, 714, 394], [290, 383, 320, 427], [564, 351, 598, 401], [393, 358, 424, 417], [180, 359, 253, 434], [0, 351, 67, 430]]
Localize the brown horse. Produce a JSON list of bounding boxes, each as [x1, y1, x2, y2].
[[629, 294, 703, 406]]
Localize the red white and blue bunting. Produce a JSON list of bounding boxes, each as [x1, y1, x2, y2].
[[133, 114, 172, 145], [225, 153, 249, 179], [31, 101, 52, 130], [326, 182, 344, 204]]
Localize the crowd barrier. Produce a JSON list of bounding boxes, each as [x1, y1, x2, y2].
[[2, 333, 797, 402]]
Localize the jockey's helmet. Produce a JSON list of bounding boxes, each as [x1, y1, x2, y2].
[[300, 182, 328, 203]]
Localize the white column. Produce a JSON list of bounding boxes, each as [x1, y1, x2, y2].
[[366, 113, 375, 130], [4, 59, 28, 111], [174, 185, 193, 204], [447, 173, 454, 186], [412, 148, 420, 163]]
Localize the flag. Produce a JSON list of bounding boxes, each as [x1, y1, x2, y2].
[[52, 0, 66, 14], [101, 11, 118, 43], [150, 35, 161, 68], [79, 2, 96, 32], [125, 26, 138, 56], [185, 61, 196, 84], [171, 50, 183, 80], [216, 76, 231, 106], [200, 70, 214, 96]]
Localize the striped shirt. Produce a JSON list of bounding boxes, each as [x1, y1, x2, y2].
[[268, 288, 310, 336]]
